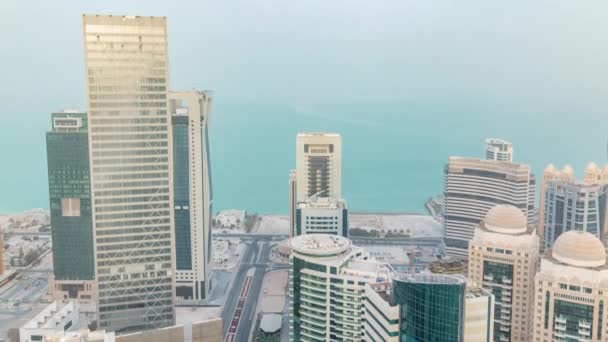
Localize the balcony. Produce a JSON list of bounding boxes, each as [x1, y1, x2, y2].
[[555, 316, 567, 324], [579, 320, 591, 329]]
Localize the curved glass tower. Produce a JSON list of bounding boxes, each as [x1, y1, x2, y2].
[[393, 274, 466, 342]]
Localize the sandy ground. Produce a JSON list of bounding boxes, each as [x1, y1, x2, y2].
[[350, 213, 442, 237], [254, 215, 289, 235]]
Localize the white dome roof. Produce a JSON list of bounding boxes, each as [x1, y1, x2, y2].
[[586, 162, 599, 172], [484, 205, 527, 234], [552, 231, 606, 268], [562, 164, 574, 176]]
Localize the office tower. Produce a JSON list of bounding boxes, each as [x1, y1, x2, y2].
[[443, 157, 535, 257], [533, 231, 608, 342], [83, 15, 175, 331], [364, 279, 494, 342], [289, 234, 392, 342], [468, 205, 540, 342], [295, 133, 342, 201], [393, 274, 466, 341], [464, 285, 495, 342], [295, 197, 348, 237], [484, 138, 513, 162], [539, 163, 608, 250], [46, 111, 96, 302], [289, 170, 297, 237], [168, 91, 213, 303], [363, 282, 399, 342]]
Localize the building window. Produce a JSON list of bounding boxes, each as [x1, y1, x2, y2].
[[61, 198, 81, 217]]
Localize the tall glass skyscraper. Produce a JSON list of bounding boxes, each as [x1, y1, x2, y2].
[[46, 111, 96, 302], [168, 91, 213, 303], [393, 274, 466, 342], [83, 15, 175, 332]]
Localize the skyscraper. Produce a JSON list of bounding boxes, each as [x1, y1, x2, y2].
[[468, 205, 540, 342], [533, 231, 608, 342], [46, 111, 96, 302], [484, 138, 513, 162], [393, 274, 467, 342], [539, 163, 608, 250], [443, 157, 535, 257], [295, 133, 342, 201], [289, 234, 392, 342], [83, 15, 175, 332], [168, 90, 213, 303], [290, 133, 345, 237]]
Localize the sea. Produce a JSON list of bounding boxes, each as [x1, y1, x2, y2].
[[1, 101, 606, 215], [1, 1, 607, 215]]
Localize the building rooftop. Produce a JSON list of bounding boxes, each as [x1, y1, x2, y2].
[[298, 197, 346, 209], [259, 313, 282, 334], [447, 156, 531, 173], [289, 234, 351, 256], [466, 284, 493, 299], [22, 301, 76, 330], [551, 231, 606, 268], [484, 205, 527, 234], [395, 273, 467, 285], [297, 132, 341, 137]]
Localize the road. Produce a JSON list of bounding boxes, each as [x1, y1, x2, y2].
[[221, 238, 284, 342]]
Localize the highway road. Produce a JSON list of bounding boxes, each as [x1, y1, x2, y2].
[[221, 238, 278, 342]]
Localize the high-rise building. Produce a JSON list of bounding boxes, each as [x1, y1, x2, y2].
[[468, 205, 540, 342], [533, 231, 608, 342], [539, 163, 608, 250], [168, 91, 213, 303], [83, 15, 175, 332], [289, 170, 297, 237], [443, 157, 535, 257], [393, 274, 467, 341], [295, 133, 342, 201], [295, 197, 348, 237], [363, 279, 494, 342], [46, 111, 96, 303], [289, 234, 392, 342], [464, 285, 495, 342], [484, 138, 513, 162], [362, 282, 399, 342]]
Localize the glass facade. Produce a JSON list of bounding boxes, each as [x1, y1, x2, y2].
[[172, 116, 192, 270], [46, 112, 94, 281], [482, 260, 514, 342], [553, 299, 594, 341], [83, 15, 174, 332], [393, 274, 465, 342]]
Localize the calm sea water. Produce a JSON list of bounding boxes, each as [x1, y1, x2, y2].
[[1, 1, 607, 214], [1, 100, 606, 215]]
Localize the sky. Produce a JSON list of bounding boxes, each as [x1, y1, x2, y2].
[[0, 1, 607, 213]]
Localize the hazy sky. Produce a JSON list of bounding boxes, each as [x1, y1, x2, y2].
[[1, 1, 607, 212]]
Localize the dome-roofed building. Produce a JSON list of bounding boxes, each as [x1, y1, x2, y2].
[[533, 230, 608, 341], [552, 231, 606, 268], [468, 205, 539, 342], [484, 205, 528, 234]]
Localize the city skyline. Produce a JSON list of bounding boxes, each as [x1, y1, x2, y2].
[[1, 3, 608, 342]]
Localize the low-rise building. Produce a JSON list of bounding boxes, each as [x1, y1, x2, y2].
[[294, 197, 348, 237], [20, 301, 79, 342]]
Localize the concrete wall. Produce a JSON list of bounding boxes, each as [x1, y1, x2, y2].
[[192, 318, 223, 342]]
